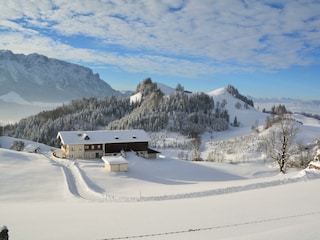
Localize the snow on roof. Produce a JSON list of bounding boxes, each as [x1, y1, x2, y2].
[[24, 144, 40, 153], [57, 129, 150, 145], [101, 156, 128, 165]]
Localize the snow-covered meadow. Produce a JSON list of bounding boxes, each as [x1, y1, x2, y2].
[[1, 88, 320, 240], [1, 113, 320, 240]]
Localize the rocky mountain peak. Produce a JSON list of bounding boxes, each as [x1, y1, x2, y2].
[[0, 50, 120, 102]]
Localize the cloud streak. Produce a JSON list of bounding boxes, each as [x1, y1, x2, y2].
[[0, 0, 319, 78]]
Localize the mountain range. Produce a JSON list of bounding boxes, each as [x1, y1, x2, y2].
[[0, 50, 123, 123], [0, 50, 119, 102]]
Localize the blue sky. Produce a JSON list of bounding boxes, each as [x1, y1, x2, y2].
[[1, 0, 319, 100]]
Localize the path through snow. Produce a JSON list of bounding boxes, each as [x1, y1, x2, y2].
[[46, 153, 106, 201], [45, 152, 320, 202]]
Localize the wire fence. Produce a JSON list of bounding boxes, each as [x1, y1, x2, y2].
[[99, 211, 320, 240]]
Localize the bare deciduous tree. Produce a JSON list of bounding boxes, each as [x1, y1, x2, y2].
[[263, 115, 299, 173], [296, 140, 313, 168], [190, 135, 202, 161]]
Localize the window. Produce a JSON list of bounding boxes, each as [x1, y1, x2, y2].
[[91, 145, 94, 150]]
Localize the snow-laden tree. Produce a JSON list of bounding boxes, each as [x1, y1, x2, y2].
[[262, 115, 299, 173], [232, 116, 239, 127]]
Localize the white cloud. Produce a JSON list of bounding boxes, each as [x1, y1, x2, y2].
[[0, 31, 224, 78], [0, 0, 319, 77]]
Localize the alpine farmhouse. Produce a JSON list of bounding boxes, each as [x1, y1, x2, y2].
[[56, 129, 159, 159]]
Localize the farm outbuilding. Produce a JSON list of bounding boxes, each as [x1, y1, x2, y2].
[[102, 156, 128, 172]]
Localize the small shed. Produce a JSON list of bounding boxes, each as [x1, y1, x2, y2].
[[101, 156, 128, 172], [24, 144, 40, 153], [147, 148, 161, 159]]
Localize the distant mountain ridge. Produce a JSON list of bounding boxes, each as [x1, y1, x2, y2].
[[0, 50, 119, 103]]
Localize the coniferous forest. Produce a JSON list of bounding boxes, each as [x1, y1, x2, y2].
[[3, 79, 229, 146]]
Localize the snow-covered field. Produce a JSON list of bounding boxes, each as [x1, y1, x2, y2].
[[1, 117, 320, 240], [1, 89, 320, 240]]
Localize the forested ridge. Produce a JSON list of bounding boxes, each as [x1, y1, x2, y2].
[[3, 96, 135, 146], [226, 84, 254, 108], [3, 79, 230, 146]]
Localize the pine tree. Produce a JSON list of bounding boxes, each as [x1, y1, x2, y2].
[[233, 116, 239, 127]]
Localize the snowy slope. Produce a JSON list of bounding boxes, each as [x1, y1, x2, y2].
[[1, 84, 320, 239], [206, 87, 318, 145], [1, 135, 319, 201], [1, 120, 320, 240], [156, 82, 177, 95], [203, 88, 320, 163], [208, 88, 269, 137]]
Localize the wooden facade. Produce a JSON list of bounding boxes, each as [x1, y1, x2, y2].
[[105, 142, 148, 154]]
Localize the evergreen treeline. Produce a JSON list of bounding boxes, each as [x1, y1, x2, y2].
[[226, 84, 254, 107], [4, 96, 136, 146], [262, 104, 289, 115], [298, 112, 320, 121], [3, 79, 229, 146]]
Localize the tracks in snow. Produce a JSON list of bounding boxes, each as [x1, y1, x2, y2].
[[61, 164, 80, 197], [45, 152, 320, 202], [46, 153, 106, 201]]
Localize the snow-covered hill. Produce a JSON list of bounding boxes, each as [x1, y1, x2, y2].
[[2, 77, 320, 239], [1, 131, 320, 240], [130, 82, 264, 134], [130, 82, 187, 104], [208, 87, 266, 129]]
